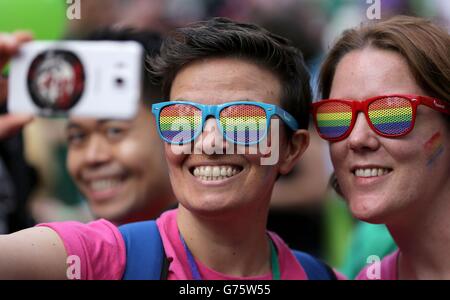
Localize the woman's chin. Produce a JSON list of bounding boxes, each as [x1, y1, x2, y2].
[[349, 197, 388, 224], [180, 198, 245, 219]]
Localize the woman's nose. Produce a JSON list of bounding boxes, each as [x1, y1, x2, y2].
[[347, 113, 381, 152], [193, 117, 229, 155]]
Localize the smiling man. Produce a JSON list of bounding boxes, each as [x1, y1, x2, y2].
[[65, 28, 174, 224]]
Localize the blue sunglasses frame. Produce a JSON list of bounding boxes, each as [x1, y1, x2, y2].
[[151, 101, 299, 145]]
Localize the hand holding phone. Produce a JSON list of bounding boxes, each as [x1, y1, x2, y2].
[[0, 31, 33, 70], [0, 32, 33, 139], [8, 40, 144, 119]]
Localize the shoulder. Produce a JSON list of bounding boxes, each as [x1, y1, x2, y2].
[[291, 250, 343, 280], [269, 231, 339, 280], [355, 249, 399, 280]]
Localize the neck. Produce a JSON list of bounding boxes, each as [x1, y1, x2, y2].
[[177, 204, 271, 277], [388, 184, 450, 279], [117, 193, 175, 225]]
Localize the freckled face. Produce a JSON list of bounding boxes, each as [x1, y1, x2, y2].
[[329, 48, 450, 223]]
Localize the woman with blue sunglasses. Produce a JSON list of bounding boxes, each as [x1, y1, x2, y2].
[[128, 18, 337, 280], [0, 18, 341, 280], [315, 16, 450, 279]]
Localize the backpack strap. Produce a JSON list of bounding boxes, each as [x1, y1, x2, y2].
[[119, 221, 335, 280], [292, 250, 337, 280], [119, 220, 168, 280]]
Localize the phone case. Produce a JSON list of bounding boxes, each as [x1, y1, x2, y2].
[[8, 41, 143, 119]]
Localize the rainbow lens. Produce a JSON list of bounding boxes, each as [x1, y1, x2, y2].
[[315, 101, 353, 140], [368, 97, 413, 135], [219, 104, 267, 145], [159, 104, 202, 144]]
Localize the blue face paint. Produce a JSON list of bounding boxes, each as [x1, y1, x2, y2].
[[424, 132, 444, 167]]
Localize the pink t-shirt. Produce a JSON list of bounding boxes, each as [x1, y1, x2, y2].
[[38, 219, 126, 280], [156, 209, 307, 280], [38, 208, 335, 280], [355, 250, 399, 280]]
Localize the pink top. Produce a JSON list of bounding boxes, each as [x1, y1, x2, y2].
[[156, 209, 307, 280], [355, 250, 399, 280], [38, 208, 333, 280], [38, 219, 126, 280]]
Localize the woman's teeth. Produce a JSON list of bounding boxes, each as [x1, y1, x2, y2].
[[192, 165, 241, 181], [354, 168, 391, 177]]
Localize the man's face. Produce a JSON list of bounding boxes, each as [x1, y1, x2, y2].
[[66, 103, 171, 223]]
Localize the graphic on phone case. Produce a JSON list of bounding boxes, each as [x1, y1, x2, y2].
[[27, 50, 85, 111]]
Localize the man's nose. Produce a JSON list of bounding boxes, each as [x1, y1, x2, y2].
[[83, 135, 112, 165]]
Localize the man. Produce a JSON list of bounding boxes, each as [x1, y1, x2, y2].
[[64, 28, 174, 224], [0, 29, 174, 226]]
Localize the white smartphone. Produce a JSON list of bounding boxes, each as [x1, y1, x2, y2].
[[7, 41, 143, 119]]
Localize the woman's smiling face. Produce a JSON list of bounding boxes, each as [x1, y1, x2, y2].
[[165, 57, 306, 217], [329, 48, 450, 224]]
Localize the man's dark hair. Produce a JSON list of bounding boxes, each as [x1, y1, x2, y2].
[[149, 17, 311, 130], [85, 27, 163, 105]]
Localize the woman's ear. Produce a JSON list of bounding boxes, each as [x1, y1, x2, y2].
[[278, 129, 310, 175]]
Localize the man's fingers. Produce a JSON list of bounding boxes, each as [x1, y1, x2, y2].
[[8, 32, 33, 53], [0, 31, 35, 139], [0, 31, 33, 70], [0, 114, 33, 139], [0, 31, 33, 51], [12, 31, 33, 42]]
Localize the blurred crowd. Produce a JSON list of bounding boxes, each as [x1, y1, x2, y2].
[[0, 0, 448, 278]]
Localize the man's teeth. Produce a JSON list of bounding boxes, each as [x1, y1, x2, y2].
[[354, 168, 391, 177], [193, 166, 241, 181], [90, 179, 121, 191]]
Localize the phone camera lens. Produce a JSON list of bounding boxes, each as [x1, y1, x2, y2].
[[115, 77, 125, 87]]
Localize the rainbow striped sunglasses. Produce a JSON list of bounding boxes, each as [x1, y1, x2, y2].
[[312, 94, 450, 142], [151, 101, 299, 145]]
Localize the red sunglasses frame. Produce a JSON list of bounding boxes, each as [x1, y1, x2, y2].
[[311, 94, 450, 142]]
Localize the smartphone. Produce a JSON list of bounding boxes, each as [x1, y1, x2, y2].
[[7, 41, 143, 119]]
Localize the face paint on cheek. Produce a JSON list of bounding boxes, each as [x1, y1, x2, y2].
[[424, 132, 444, 167]]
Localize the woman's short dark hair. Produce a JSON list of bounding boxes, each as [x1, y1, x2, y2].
[[149, 17, 312, 130]]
